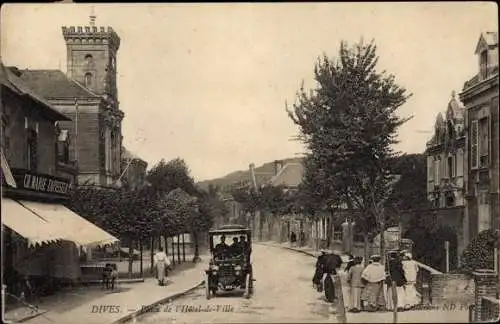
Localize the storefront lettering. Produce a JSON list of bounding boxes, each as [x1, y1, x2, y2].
[[18, 172, 71, 195]]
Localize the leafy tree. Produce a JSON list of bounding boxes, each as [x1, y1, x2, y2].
[[460, 229, 499, 276], [288, 39, 411, 259], [147, 158, 198, 196]]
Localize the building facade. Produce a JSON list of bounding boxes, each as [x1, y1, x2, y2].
[[18, 24, 124, 187], [1, 62, 118, 296], [460, 32, 499, 242]]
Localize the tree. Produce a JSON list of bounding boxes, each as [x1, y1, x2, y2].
[[147, 158, 198, 196], [288, 39, 411, 260]]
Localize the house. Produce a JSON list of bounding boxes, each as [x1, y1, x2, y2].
[[1, 62, 118, 294], [17, 23, 124, 187], [459, 32, 499, 244]]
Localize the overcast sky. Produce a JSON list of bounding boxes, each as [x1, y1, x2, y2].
[[1, 3, 497, 181]]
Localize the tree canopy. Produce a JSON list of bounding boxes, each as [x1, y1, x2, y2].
[[288, 39, 412, 236]]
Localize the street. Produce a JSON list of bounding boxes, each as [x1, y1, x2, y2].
[[133, 244, 338, 323]]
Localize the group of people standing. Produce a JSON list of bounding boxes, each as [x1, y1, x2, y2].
[[345, 250, 420, 312]]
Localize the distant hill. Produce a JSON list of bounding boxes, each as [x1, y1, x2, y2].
[[197, 157, 303, 192]]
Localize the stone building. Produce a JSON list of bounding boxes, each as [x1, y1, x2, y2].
[[459, 31, 499, 242], [120, 147, 148, 190], [17, 22, 124, 187], [424, 92, 467, 267], [1, 62, 118, 294]]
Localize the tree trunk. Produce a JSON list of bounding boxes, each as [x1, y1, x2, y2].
[[182, 233, 186, 262], [380, 216, 386, 265], [171, 235, 176, 266], [364, 231, 369, 267], [128, 238, 134, 279], [139, 238, 143, 277], [177, 234, 181, 264], [192, 231, 201, 263], [164, 232, 168, 255], [150, 236, 154, 274]]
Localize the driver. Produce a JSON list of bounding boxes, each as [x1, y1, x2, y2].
[[239, 235, 251, 259], [230, 237, 241, 256], [214, 235, 229, 258]]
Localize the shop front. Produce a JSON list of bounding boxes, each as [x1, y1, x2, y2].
[[2, 165, 119, 297]]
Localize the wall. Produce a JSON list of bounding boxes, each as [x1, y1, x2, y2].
[[431, 273, 475, 306], [1, 89, 58, 176]]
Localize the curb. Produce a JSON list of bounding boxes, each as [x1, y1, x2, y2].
[[108, 280, 205, 324], [256, 242, 318, 258]]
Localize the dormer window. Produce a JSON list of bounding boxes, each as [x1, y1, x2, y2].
[[480, 50, 488, 79], [84, 72, 92, 88]]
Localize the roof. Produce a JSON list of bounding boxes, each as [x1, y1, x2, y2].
[[0, 63, 71, 121], [209, 224, 250, 234], [16, 69, 100, 100], [446, 91, 464, 120], [269, 162, 304, 187], [475, 31, 498, 54]]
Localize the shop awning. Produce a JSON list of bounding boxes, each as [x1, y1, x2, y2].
[[18, 201, 119, 246], [1, 151, 17, 188], [1, 198, 63, 246]]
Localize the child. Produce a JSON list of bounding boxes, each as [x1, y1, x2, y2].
[[347, 256, 364, 312], [109, 264, 118, 290]]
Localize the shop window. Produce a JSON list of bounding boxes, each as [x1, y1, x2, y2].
[[445, 192, 455, 207], [27, 129, 38, 172]]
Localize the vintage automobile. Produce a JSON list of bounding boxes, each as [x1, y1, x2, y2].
[[205, 224, 254, 299]]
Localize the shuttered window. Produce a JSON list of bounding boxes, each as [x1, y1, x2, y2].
[[479, 118, 489, 167], [471, 120, 479, 169]]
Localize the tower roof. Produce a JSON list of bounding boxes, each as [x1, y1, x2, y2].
[[446, 91, 464, 120], [17, 69, 100, 100], [62, 26, 120, 51]]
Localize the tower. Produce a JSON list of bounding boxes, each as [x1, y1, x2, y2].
[[62, 21, 120, 105]]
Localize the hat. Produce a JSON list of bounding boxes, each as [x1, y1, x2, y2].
[[320, 248, 330, 254]]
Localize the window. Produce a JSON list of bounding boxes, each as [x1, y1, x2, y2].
[[1, 115, 9, 160], [479, 118, 489, 167], [445, 191, 455, 207], [480, 50, 488, 79], [57, 130, 70, 164], [456, 149, 464, 177], [27, 129, 38, 172], [447, 156, 454, 178], [84, 73, 92, 88], [427, 156, 434, 182], [471, 120, 479, 169], [434, 158, 439, 183], [85, 54, 93, 65]]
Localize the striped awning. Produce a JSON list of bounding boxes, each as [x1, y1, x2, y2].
[[19, 200, 119, 247], [1, 198, 63, 246]]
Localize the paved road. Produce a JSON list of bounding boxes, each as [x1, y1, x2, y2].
[[132, 244, 338, 323]]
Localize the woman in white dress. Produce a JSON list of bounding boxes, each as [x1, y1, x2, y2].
[[154, 248, 171, 286], [401, 251, 420, 309]]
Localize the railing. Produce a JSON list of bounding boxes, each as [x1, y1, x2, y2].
[[480, 296, 500, 322], [415, 261, 443, 305]]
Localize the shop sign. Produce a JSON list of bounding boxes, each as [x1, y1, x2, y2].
[[11, 168, 72, 196]]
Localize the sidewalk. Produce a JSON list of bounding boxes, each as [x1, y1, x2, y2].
[[6, 255, 208, 324], [257, 241, 470, 323]]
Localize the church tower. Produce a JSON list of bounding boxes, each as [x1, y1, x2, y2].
[[62, 18, 120, 105]]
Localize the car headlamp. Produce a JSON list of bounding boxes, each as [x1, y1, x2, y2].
[[234, 265, 242, 271]]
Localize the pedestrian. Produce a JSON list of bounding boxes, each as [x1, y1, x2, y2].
[[312, 249, 328, 291], [347, 256, 364, 312], [109, 263, 118, 290], [299, 230, 306, 247], [344, 253, 355, 273], [360, 255, 386, 312], [385, 250, 407, 311], [154, 248, 171, 286], [290, 231, 297, 247], [401, 251, 420, 309]]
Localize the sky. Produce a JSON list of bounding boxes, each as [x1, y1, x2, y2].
[[1, 2, 498, 181]]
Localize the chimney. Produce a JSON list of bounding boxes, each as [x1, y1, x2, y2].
[[274, 160, 283, 176]]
